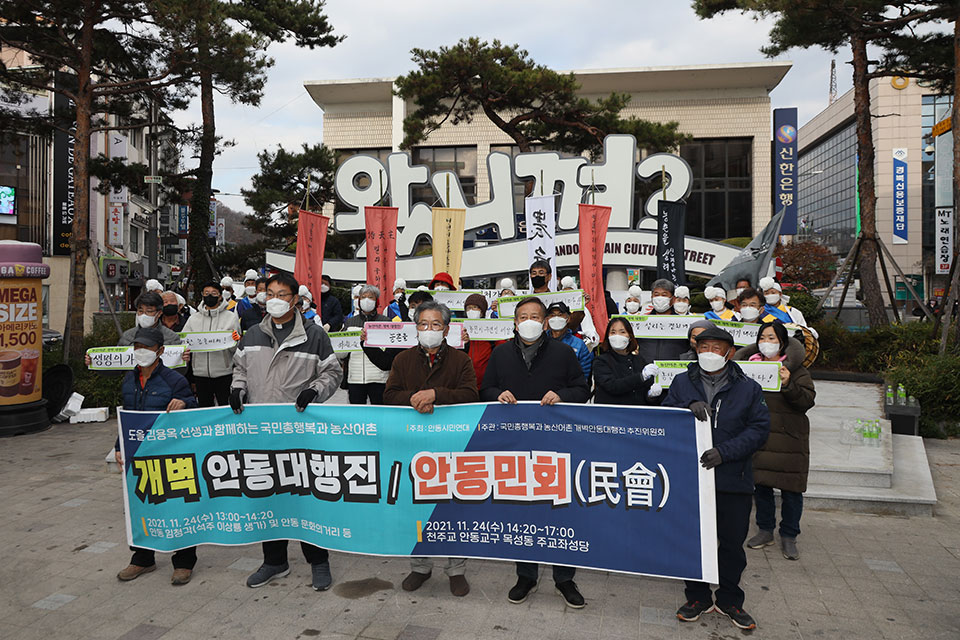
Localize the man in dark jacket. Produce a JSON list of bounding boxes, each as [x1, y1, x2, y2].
[[662, 326, 770, 631], [318, 274, 344, 332], [479, 297, 589, 610], [384, 301, 478, 597], [114, 327, 198, 586], [240, 277, 267, 332]]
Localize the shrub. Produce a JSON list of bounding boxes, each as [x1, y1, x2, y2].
[[784, 289, 824, 325], [887, 353, 960, 437]]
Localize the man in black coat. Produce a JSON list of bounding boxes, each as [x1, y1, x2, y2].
[[479, 297, 589, 610], [319, 274, 344, 332]]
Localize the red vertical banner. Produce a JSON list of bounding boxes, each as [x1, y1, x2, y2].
[[293, 209, 329, 305], [578, 203, 612, 338], [364, 206, 398, 313]]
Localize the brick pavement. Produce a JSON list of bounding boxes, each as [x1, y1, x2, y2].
[[1, 413, 958, 640]]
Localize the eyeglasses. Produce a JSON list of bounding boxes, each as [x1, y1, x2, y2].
[[265, 291, 294, 300], [416, 321, 445, 331]]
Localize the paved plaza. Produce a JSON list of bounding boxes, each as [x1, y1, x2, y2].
[[2, 403, 959, 640]]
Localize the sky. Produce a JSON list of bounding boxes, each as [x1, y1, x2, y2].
[[175, 1, 857, 214]]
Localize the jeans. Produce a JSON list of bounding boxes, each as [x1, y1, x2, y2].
[[348, 383, 385, 405], [410, 557, 466, 577], [755, 485, 803, 538], [130, 546, 196, 569], [516, 562, 576, 584], [262, 540, 328, 566], [684, 491, 752, 609]]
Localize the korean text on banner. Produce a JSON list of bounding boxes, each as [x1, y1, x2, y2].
[[293, 209, 329, 305], [578, 203, 612, 336], [364, 206, 398, 314], [935, 207, 953, 275], [773, 107, 798, 235], [655, 360, 782, 392], [525, 195, 557, 291], [657, 200, 686, 286], [108, 203, 124, 246], [118, 403, 717, 583], [363, 322, 463, 349], [86, 345, 186, 370], [892, 148, 908, 244], [431, 208, 466, 286]]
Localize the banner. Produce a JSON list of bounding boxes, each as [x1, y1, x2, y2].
[[363, 322, 463, 349], [525, 195, 557, 290], [329, 331, 362, 353], [578, 204, 612, 336], [364, 206, 398, 314], [656, 200, 686, 286], [178, 331, 237, 352], [108, 203, 124, 247], [707, 209, 784, 291], [462, 318, 514, 341], [405, 289, 531, 311], [773, 107, 798, 235], [935, 207, 953, 275], [0, 278, 43, 405], [613, 315, 760, 347], [208, 199, 218, 239], [86, 346, 186, 370], [178, 205, 189, 238], [431, 208, 466, 286], [497, 290, 584, 318], [52, 73, 76, 256], [655, 360, 782, 392], [108, 134, 129, 204], [294, 209, 330, 303], [892, 148, 908, 244], [118, 403, 718, 582]]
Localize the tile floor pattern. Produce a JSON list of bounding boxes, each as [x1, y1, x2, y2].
[[1, 416, 959, 640]]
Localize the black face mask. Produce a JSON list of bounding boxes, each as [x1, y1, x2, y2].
[[531, 275, 546, 289], [162, 304, 178, 317], [203, 294, 220, 308]]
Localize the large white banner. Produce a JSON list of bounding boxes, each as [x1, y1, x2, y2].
[[525, 195, 557, 291], [936, 206, 953, 275]]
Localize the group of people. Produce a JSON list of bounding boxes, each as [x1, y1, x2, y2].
[[105, 260, 818, 632]]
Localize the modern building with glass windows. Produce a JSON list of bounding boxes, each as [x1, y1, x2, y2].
[[305, 62, 790, 276]]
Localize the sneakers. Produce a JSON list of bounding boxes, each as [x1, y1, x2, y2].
[[170, 568, 192, 586], [311, 561, 332, 591], [117, 564, 156, 582], [715, 603, 757, 630], [507, 577, 538, 604], [555, 580, 585, 609], [402, 571, 431, 592], [246, 563, 290, 588], [449, 574, 470, 597], [781, 536, 800, 560], [676, 600, 714, 622], [746, 529, 775, 549]]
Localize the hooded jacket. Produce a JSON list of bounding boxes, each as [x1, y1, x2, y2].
[[736, 337, 816, 493], [182, 300, 240, 379], [479, 334, 589, 403], [662, 360, 771, 494], [231, 311, 342, 404]]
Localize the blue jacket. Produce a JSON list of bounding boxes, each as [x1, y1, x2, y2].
[[556, 329, 594, 382], [116, 361, 198, 449], [236, 296, 254, 316], [662, 360, 770, 494]]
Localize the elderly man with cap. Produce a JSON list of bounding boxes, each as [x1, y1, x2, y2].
[[429, 272, 456, 291], [546, 301, 593, 382], [384, 278, 408, 320], [159, 291, 189, 332], [673, 286, 693, 315], [704, 286, 739, 322], [235, 269, 260, 315], [114, 326, 198, 585], [662, 325, 771, 631]]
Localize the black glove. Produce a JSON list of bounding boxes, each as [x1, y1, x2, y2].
[[700, 448, 722, 470], [689, 400, 710, 422], [295, 388, 318, 412], [229, 388, 245, 414]]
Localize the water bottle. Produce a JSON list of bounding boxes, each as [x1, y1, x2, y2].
[[897, 384, 907, 405], [885, 385, 894, 405]]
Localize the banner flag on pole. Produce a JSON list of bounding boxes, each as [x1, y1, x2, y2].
[[431, 207, 466, 286], [707, 208, 784, 291], [656, 200, 687, 286], [293, 209, 329, 308], [578, 203, 612, 337], [525, 195, 557, 291], [364, 206, 399, 314]]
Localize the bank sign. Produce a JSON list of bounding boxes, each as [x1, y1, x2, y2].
[[267, 135, 742, 281]]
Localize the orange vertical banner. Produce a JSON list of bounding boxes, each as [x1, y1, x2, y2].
[[578, 203, 612, 338], [293, 209, 329, 305], [364, 206, 398, 313]]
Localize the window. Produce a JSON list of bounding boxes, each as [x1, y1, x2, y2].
[[921, 94, 952, 251], [679, 138, 754, 240], [130, 225, 138, 253], [412, 146, 478, 205], [797, 123, 857, 256]]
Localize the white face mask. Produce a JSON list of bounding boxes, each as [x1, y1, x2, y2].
[[133, 348, 158, 367], [710, 300, 726, 313], [434, 285, 449, 291], [608, 334, 630, 351], [408, 307, 417, 320], [624, 301, 641, 314], [674, 301, 690, 315], [245, 285, 256, 297], [359, 297, 376, 313], [651, 296, 671, 313], [418, 329, 445, 349], [136, 313, 157, 329], [736, 288, 745, 297], [301, 299, 311, 310], [765, 293, 781, 305], [547, 316, 567, 331], [739, 306, 760, 322], [222, 290, 232, 300], [758, 341, 781, 358], [698, 351, 728, 373], [394, 292, 403, 301], [255, 291, 267, 304], [320, 284, 330, 294], [517, 319, 544, 342], [466, 309, 483, 319], [265, 298, 290, 318]]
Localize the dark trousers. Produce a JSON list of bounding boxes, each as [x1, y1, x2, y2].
[[130, 546, 197, 569], [195, 375, 232, 408], [262, 540, 328, 566], [516, 562, 575, 584], [755, 485, 803, 538], [684, 491, 752, 609], [348, 383, 385, 405]]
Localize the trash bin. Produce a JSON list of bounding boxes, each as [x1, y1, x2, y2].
[[0, 240, 51, 436]]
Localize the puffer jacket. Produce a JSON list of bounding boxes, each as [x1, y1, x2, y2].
[[343, 312, 390, 385], [556, 329, 594, 382], [115, 361, 198, 450], [736, 338, 816, 493], [182, 300, 240, 379], [231, 311, 342, 404]]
